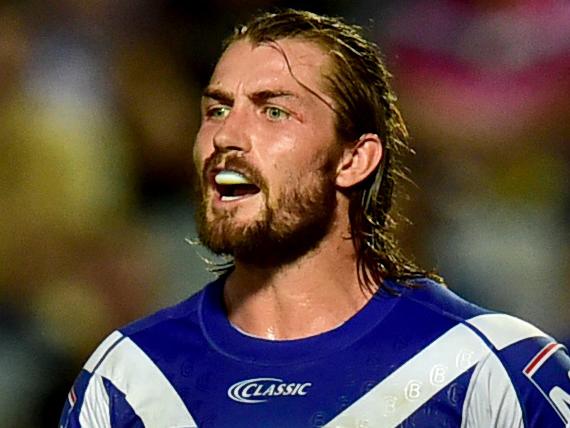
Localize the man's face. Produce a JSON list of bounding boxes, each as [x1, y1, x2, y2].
[[193, 38, 342, 265]]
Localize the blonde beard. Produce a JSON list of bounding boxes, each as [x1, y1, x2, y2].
[[197, 166, 337, 267]]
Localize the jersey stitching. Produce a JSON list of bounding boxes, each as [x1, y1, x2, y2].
[[123, 304, 200, 337], [403, 292, 478, 326]]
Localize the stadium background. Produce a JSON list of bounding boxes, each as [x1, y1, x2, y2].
[[0, 0, 568, 425]]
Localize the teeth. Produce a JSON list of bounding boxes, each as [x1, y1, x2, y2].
[[215, 170, 251, 185], [220, 195, 244, 202]]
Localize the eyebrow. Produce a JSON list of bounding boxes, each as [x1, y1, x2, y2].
[[202, 87, 234, 105], [202, 87, 298, 105], [249, 90, 298, 104]]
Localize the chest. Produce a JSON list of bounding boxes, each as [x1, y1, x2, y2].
[[134, 341, 472, 428]]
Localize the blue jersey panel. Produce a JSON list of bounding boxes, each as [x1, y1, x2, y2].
[[122, 279, 471, 426], [103, 378, 145, 428], [61, 277, 570, 427]]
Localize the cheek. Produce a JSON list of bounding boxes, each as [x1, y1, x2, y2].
[[193, 128, 212, 171], [266, 129, 335, 171], [262, 132, 305, 167]]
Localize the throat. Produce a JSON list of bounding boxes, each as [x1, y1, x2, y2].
[[224, 258, 369, 340]]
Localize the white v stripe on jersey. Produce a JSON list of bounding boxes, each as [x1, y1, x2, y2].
[[324, 314, 550, 428], [86, 332, 198, 428], [80, 374, 112, 428], [466, 313, 549, 350], [324, 323, 488, 428], [461, 352, 524, 428]]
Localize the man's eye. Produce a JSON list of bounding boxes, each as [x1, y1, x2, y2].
[[264, 106, 289, 121], [206, 106, 231, 120]]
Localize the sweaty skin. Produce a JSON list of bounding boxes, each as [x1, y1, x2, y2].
[[194, 39, 383, 340]]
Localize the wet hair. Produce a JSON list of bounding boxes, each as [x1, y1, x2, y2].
[[220, 9, 441, 292]]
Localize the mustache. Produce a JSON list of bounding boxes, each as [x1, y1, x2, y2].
[[202, 152, 267, 193]]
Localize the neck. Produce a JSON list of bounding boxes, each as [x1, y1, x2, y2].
[[223, 216, 372, 340]]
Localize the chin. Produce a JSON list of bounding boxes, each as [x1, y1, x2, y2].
[[199, 210, 268, 255]]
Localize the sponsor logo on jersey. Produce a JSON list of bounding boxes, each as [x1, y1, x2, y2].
[[523, 342, 570, 424], [227, 377, 312, 404]]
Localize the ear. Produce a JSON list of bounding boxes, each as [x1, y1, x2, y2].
[[336, 133, 383, 188]]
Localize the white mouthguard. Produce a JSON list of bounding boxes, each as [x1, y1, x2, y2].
[[214, 170, 251, 185]]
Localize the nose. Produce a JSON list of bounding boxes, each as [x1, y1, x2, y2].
[[213, 109, 252, 153]]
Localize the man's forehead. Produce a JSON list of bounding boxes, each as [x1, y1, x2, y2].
[[207, 38, 332, 101], [229, 37, 327, 60]]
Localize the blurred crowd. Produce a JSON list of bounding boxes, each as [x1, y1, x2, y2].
[[0, 0, 568, 426]]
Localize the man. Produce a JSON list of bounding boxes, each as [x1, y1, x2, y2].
[[60, 9, 570, 427]]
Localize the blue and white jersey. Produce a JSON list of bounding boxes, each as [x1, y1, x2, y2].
[[60, 278, 570, 427]]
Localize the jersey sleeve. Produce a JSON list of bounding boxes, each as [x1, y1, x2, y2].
[[506, 338, 570, 427], [59, 330, 197, 428], [463, 315, 570, 427], [59, 370, 145, 428], [59, 331, 123, 427]]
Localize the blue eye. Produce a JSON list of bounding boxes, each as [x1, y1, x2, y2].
[[207, 106, 231, 120], [265, 106, 289, 121]]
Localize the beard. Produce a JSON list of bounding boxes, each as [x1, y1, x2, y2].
[[196, 154, 338, 267]]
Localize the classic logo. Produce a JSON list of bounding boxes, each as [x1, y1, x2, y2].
[[227, 377, 312, 404]]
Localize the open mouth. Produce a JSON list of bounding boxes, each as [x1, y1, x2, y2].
[[213, 170, 261, 202]]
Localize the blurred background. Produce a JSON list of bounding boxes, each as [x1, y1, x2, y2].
[[0, 0, 568, 425]]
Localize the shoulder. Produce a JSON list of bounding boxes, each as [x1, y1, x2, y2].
[[394, 277, 492, 322], [120, 284, 205, 337], [83, 285, 206, 368], [396, 278, 570, 427], [60, 324, 199, 427], [59, 282, 220, 428], [87, 278, 223, 371], [461, 314, 570, 427], [83, 282, 209, 381]]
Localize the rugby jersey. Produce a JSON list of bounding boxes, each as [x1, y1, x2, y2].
[[60, 278, 570, 427]]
